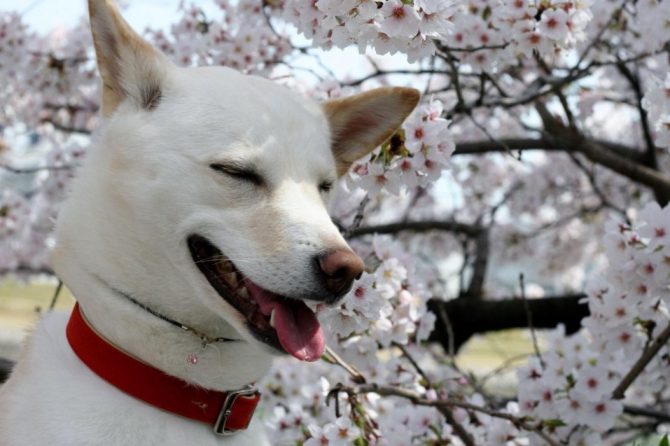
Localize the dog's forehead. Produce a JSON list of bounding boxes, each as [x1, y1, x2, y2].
[[166, 66, 335, 174]]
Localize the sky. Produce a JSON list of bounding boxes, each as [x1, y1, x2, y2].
[[1, 0, 184, 32]]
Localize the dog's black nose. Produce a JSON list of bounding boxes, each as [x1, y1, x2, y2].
[[316, 249, 365, 300]]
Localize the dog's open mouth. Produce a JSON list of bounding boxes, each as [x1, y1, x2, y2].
[[187, 235, 325, 362]]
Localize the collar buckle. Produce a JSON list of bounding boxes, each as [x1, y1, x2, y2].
[[213, 385, 260, 436]]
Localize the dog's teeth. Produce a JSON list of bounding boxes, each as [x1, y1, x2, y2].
[[224, 272, 237, 285], [269, 309, 276, 328], [238, 287, 249, 300]]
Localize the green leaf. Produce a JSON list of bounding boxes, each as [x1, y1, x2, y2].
[[542, 419, 566, 428], [354, 437, 368, 446], [659, 434, 669, 446], [482, 6, 492, 21]]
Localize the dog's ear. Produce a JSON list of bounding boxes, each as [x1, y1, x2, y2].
[[324, 87, 421, 177], [88, 0, 172, 117]]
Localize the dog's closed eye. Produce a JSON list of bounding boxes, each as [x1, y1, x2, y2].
[[318, 181, 333, 193], [210, 163, 264, 186]]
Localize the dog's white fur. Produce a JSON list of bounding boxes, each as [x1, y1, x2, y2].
[[0, 1, 419, 444]]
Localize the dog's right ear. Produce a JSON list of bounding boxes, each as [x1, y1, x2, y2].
[[88, 0, 172, 117], [324, 87, 421, 177]]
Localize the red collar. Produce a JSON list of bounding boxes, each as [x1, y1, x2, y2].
[[66, 303, 261, 435]]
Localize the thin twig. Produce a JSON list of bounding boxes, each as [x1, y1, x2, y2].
[[479, 353, 537, 386], [623, 404, 670, 422], [436, 302, 456, 358], [343, 195, 371, 238], [342, 69, 449, 87], [572, 0, 629, 71], [567, 152, 629, 220], [48, 279, 64, 311], [466, 113, 513, 156], [439, 42, 509, 53], [323, 346, 366, 384], [612, 322, 670, 399], [519, 273, 544, 368], [392, 342, 476, 446], [442, 408, 476, 446], [42, 118, 92, 135], [393, 342, 429, 382], [490, 181, 523, 220]]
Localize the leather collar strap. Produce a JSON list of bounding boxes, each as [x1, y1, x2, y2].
[[66, 303, 261, 435]]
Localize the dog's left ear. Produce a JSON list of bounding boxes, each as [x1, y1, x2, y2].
[[324, 87, 421, 177], [88, 0, 172, 117]]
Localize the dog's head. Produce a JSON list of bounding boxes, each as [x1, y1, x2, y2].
[[62, 0, 418, 362]]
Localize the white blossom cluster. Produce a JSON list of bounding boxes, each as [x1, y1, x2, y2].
[[0, 12, 33, 103], [634, 0, 670, 53], [346, 99, 455, 195], [0, 14, 97, 130], [261, 345, 497, 445], [319, 234, 436, 347], [515, 202, 670, 444], [279, 0, 595, 67], [148, 1, 291, 74]]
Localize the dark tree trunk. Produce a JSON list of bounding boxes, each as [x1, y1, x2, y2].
[[427, 294, 589, 352], [0, 357, 13, 383]]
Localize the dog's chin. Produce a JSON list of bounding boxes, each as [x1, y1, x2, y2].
[[187, 235, 325, 362]]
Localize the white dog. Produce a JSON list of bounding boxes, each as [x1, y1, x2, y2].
[[0, 1, 418, 444]]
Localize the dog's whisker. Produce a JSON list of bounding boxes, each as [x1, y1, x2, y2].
[[195, 253, 264, 262], [193, 257, 264, 266]]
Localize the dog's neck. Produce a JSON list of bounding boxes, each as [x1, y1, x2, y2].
[[52, 250, 274, 392]]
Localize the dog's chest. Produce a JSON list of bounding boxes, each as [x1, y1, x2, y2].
[[0, 313, 270, 446]]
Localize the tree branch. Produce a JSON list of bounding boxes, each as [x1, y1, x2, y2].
[[576, 139, 670, 200], [534, 102, 670, 200], [331, 382, 560, 446], [428, 294, 589, 352], [463, 228, 489, 298], [348, 220, 482, 239], [616, 61, 668, 205], [0, 163, 77, 174], [453, 138, 645, 162]]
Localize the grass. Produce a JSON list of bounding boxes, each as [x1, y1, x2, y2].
[[0, 279, 534, 372], [0, 279, 75, 332]]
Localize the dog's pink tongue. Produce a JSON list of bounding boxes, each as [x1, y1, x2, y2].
[[246, 283, 325, 362], [273, 300, 324, 362]]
